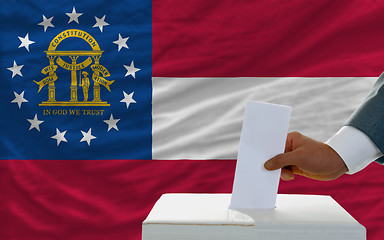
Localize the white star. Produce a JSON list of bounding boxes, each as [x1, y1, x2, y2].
[[11, 91, 28, 109], [27, 114, 44, 132], [38, 15, 54, 32], [120, 91, 136, 109], [66, 7, 82, 24], [7, 60, 23, 78], [113, 34, 129, 52], [80, 128, 97, 146], [51, 128, 68, 146], [104, 114, 120, 132], [93, 15, 109, 32], [124, 61, 140, 78], [18, 33, 35, 52]]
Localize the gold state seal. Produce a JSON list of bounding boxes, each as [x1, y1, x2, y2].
[[34, 29, 114, 106]]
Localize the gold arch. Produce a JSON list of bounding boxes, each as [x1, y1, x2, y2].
[[48, 29, 100, 51]]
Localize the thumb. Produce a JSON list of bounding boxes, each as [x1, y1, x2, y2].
[[264, 151, 299, 171]]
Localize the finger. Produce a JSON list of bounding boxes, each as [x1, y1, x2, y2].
[[284, 131, 302, 153], [281, 167, 295, 181], [284, 133, 294, 153], [264, 151, 299, 170]]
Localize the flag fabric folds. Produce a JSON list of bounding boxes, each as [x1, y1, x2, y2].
[[0, 0, 152, 159], [2, 1, 384, 240]]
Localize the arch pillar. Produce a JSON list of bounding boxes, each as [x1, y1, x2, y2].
[[69, 55, 79, 102]]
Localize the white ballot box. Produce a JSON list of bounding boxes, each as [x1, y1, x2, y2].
[[142, 194, 366, 240]]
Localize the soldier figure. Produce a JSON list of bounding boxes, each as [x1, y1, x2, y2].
[[80, 71, 90, 101]]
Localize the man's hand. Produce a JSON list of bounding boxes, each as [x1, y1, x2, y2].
[[264, 131, 348, 181]]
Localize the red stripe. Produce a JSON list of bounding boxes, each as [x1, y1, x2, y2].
[[3, 160, 236, 240], [153, 0, 384, 77], [4, 160, 384, 240]]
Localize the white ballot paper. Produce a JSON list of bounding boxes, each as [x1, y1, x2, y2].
[[230, 101, 291, 209]]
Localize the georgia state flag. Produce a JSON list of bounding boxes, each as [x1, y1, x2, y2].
[[1, 0, 384, 240]]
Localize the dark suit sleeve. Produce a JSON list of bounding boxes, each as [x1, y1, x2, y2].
[[346, 72, 384, 164]]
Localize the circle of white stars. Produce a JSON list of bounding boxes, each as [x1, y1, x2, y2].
[[9, 6, 142, 147]]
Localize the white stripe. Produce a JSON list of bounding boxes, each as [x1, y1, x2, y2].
[[152, 77, 376, 160]]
